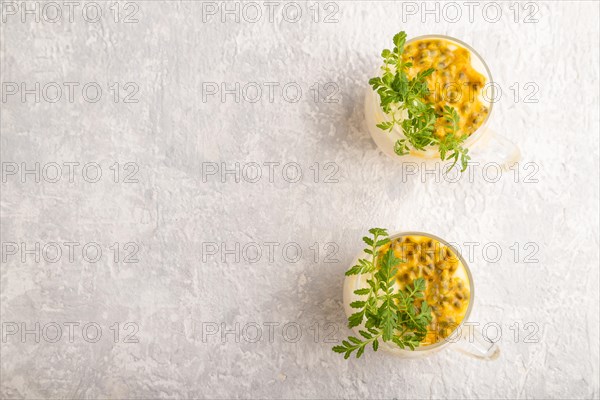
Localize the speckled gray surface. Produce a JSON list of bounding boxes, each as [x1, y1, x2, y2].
[[1, 1, 599, 399]]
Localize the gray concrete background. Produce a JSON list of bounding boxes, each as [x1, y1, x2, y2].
[[1, 1, 599, 399]]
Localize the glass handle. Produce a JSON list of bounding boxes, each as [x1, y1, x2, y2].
[[451, 325, 500, 360], [470, 128, 521, 169]]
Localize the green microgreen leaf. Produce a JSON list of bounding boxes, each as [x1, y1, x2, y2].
[[333, 228, 434, 359], [369, 31, 470, 172]]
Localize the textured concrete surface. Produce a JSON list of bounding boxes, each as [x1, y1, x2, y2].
[[1, 1, 599, 399]]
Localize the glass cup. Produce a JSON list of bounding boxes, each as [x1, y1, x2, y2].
[[364, 34, 520, 169], [342, 231, 500, 360]]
